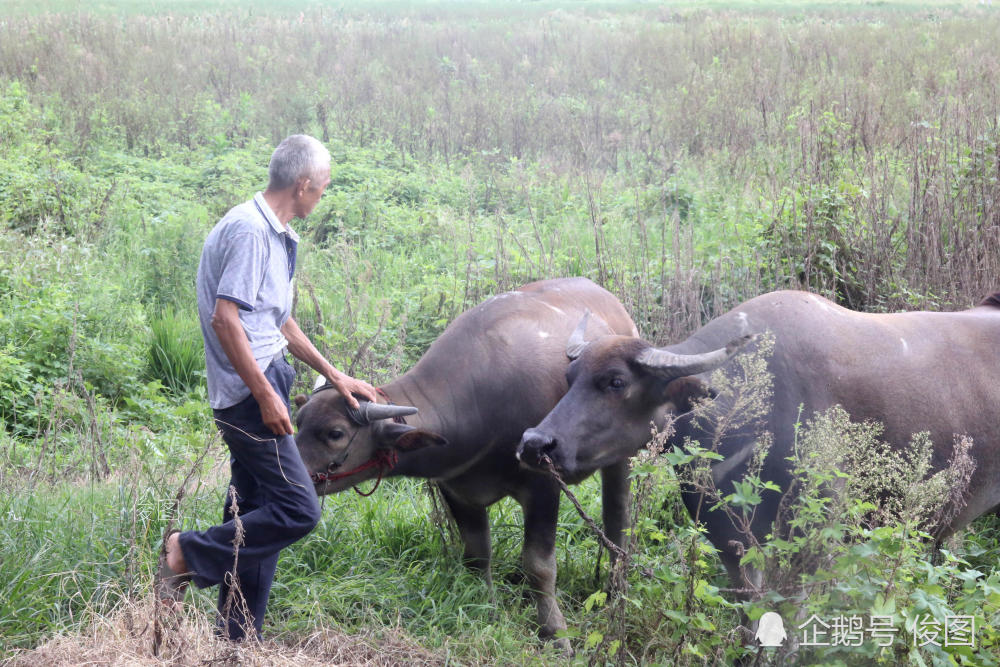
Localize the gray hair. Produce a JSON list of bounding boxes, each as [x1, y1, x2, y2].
[[267, 134, 331, 191]]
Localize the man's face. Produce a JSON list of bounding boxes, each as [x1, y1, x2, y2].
[[294, 165, 331, 219]]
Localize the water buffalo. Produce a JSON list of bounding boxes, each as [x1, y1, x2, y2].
[[518, 290, 1000, 589], [293, 277, 638, 645]]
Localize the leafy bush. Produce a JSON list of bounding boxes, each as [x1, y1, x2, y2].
[[726, 408, 992, 667], [0, 343, 32, 430], [0, 231, 148, 434], [673, 343, 993, 665]]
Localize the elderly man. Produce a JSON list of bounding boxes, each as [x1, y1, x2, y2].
[[155, 134, 376, 640]]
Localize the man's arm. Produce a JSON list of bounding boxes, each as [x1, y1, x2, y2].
[[281, 316, 377, 410], [212, 298, 294, 435]]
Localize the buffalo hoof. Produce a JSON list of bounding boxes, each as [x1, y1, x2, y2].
[[548, 634, 574, 656], [538, 626, 574, 655], [504, 569, 526, 587]]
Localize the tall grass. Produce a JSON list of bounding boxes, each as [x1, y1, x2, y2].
[[148, 309, 204, 396], [0, 448, 623, 663], [3, 2, 998, 331]]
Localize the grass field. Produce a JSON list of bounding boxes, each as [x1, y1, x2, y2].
[[2, 0, 1000, 664]]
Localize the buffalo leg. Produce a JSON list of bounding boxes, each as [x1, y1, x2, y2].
[[519, 479, 570, 650], [439, 485, 492, 582], [600, 460, 629, 560]]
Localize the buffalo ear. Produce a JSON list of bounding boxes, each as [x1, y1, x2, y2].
[[395, 429, 448, 451], [376, 421, 449, 451], [294, 394, 309, 408], [662, 376, 715, 413]]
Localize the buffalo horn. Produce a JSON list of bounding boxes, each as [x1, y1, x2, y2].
[[566, 310, 592, 360], [347, 400, 419, 426], [636, 334, 755, 379]]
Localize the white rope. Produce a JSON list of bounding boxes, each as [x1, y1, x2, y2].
[[213, 418, 309, 490]]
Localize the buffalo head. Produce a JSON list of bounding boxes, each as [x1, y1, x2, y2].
[[295, 378, 447, 494], [517, 312, 752, 480]]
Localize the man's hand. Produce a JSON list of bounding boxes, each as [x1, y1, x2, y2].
[[258, 384, 294, 435], [325, 370, 377, 409]]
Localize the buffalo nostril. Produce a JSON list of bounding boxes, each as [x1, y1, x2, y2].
[[518, 429, 557, 462]]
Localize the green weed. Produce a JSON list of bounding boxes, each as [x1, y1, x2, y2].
[[147, 309, 204, 396]]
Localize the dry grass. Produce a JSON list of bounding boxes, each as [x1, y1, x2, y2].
[[5, 597, 445, 667]]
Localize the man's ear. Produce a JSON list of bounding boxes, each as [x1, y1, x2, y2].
[[296, 176, 312, 196], [662, 376, 715, 413], [294, 394, 309, 408]]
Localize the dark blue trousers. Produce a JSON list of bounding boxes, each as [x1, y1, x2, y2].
[[178, 356, 321, 641]]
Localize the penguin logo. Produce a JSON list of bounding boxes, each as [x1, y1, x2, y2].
[[755, 611, 787, 647]]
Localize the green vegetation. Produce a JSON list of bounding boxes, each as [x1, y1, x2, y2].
[[2, 0, 1000, 664]]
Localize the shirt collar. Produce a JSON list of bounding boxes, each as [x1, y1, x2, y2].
[[254, 192, 300, 244]]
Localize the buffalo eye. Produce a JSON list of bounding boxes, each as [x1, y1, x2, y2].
[[600, 375, 627, 392]]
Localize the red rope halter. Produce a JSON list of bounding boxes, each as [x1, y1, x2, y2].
[[311, 448, 399, 496]]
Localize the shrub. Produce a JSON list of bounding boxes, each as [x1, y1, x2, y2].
[[675, 342, 991, 665], [0, 231, 148, 434]]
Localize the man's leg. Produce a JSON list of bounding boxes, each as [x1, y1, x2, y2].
[[218, 550, 279, 640], [214, 456, 281, 641], [179, 358, 320, 639], [176, 359, 320, 640], [180, 425, 319, 639]]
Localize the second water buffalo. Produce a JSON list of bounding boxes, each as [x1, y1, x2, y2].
[[518, 290, 1000, 589]]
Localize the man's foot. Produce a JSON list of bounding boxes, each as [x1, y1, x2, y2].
[[154, 530, 191, 610]]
